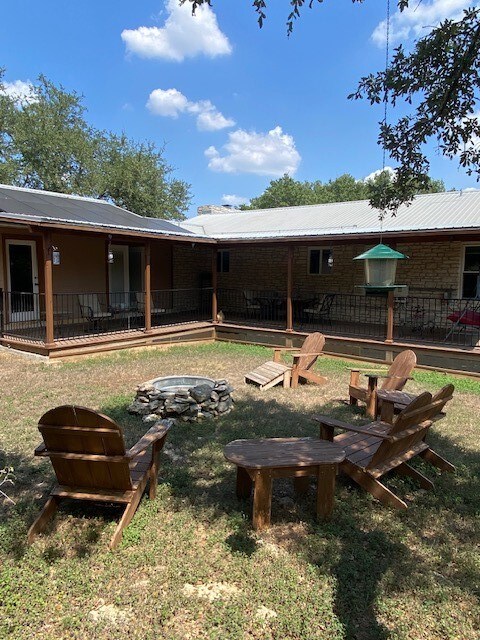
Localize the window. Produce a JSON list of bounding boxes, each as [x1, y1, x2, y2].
[[217, 249, 230, 273], [462, 245, 480, 298], [307, 247, 333, 275]]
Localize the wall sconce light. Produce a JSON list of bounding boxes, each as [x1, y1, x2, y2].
[[327, 248, 334, 269], [107, 235, 114, 264], [52, 246, 61, 266]]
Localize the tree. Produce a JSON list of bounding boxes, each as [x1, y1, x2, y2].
[[183, 1, 480, 212], [242, 171, 444, 210], [0, 72, 191, 219], [96, 133, 190, 220]]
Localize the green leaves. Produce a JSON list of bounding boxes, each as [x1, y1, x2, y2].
[[0, 72, 191, 219]]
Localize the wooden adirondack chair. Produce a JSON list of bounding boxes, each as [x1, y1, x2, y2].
[[313, 387, 455, 510], [349, 349, 417, 418], [27, 405, 171, 549], [244, 332, 327, 390]]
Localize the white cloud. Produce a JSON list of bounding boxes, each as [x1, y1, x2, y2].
[[0, 79, 37, 106], [205, 126, 301, 176], [221, 194, 250, 206], [363, 166, 396, 182], [121, 0, 232, 62], [146, 88, 189, 117], [146, 88, 234, 131], [372, 0, 470, 47]]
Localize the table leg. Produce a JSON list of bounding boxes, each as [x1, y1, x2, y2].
[[252, 470, 272, 530], [236, 466, 253, 499], [316, 464, 337, 520]]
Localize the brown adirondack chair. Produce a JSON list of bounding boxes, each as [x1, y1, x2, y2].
[[349, 349, 417, 418], [313, 387, 455, 510], [245, 332, 327, 390], [27, 405, 171, 549]]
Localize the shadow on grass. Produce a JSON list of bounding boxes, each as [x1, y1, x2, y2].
[[3, 390, 479, 637]]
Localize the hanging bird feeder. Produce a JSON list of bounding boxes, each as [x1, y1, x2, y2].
[[354, 243, 407, 291]]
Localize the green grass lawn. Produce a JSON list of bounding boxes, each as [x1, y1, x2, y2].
[[0, 342, 479, 639]]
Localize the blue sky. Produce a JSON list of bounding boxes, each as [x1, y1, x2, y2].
[[1, 0, 478, 216]]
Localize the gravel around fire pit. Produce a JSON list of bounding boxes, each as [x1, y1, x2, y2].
[[128, 375, 234, 423]]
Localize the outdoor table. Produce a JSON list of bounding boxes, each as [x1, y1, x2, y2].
[[224, 437, 345, 530], [376, 389, 416, 423]]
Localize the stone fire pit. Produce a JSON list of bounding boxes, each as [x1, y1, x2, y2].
[[128, 375, 234, 423]]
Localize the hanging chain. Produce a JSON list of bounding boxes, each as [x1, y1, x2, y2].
[[380, 0, 391, 236]]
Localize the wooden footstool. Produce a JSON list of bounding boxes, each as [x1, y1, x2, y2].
[[224, 438, 345, 530]]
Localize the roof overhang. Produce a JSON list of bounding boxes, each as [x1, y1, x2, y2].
[[0, 213, 216, 244]]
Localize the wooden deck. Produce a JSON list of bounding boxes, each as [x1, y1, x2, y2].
[[2, 317, 480, 375]]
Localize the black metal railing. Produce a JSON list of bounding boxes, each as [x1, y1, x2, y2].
[[0, 288, 213, 343], [2, 287, 479, 350], [150, 288, 212, 328], [395, 296, 480, 347], [294, 292, 387, 340], [1, 291, 46, 342], [217, 289, 287, 326]]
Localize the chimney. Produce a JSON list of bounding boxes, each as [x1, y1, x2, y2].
[[197, 204, 235, 216]]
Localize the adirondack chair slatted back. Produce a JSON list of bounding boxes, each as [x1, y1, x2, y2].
[[297, 332, 326, 372], [38, 406, 132, 491], [367, 387, 453, 471], [381, 350, 417, 391]]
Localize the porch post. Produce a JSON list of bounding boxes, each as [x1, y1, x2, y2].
[[212, 247, 218, 323], [144, 241, 152, 333], [385, 290, 394, 344], [42, 231, 55, 347], [286, 245, 294, 332]]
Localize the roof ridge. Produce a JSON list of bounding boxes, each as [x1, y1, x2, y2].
[[0, 183, 109, 205]]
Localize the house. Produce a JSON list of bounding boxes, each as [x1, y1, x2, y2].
[[1, 184, 480, 372]]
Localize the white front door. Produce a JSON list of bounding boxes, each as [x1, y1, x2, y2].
[[6, 240, 40, 322]]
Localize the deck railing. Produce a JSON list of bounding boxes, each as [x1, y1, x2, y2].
[[0, 288, 213, 344], [2, 287, 479, 350], [217, 288, 480, 348]]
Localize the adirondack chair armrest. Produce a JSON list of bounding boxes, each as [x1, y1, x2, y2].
[[312, 415, 391, 439], [273, 346, 297, 362], [291, 352, 324, 358], [34, 443, 48, 457], [126, 422, 171, 459]]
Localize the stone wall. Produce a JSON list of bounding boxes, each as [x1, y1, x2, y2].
[[171, 239, 467, 300]]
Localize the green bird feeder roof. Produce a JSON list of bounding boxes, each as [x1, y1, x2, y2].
[[353, 243, 408, 261]]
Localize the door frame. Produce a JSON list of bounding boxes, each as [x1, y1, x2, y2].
[[5, 239, 40, 322]]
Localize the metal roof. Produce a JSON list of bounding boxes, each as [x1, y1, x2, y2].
[[0, 184, 195, 238], [181, 191, 480, 240]]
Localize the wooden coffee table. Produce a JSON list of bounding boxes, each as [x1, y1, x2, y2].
[[224, 438, 345, 530]]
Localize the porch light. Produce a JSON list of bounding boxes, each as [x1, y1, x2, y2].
[[354, 243, 407, 290], [52, 246, 61, 266], [327, 250, 334, 269], [107, 235, 114, 264]]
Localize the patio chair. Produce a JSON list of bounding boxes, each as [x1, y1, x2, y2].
[[303, 293, 335, 325], [245, 332, 327, 390], [376, 383, 454, 423], [27, 405, 171, 549], [243, 290, 261, 319], [77, 293, 112, 330], [313, 389, 455, 510], [134, 292, 173, 316], [349, 349, 417, 418]]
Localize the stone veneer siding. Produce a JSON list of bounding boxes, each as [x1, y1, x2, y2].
[[171, 240, 470, 299]]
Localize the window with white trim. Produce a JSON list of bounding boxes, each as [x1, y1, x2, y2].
[[217, 249, 230, 273], [462, 246, 480, 298], [307, 247, 333, 275]]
